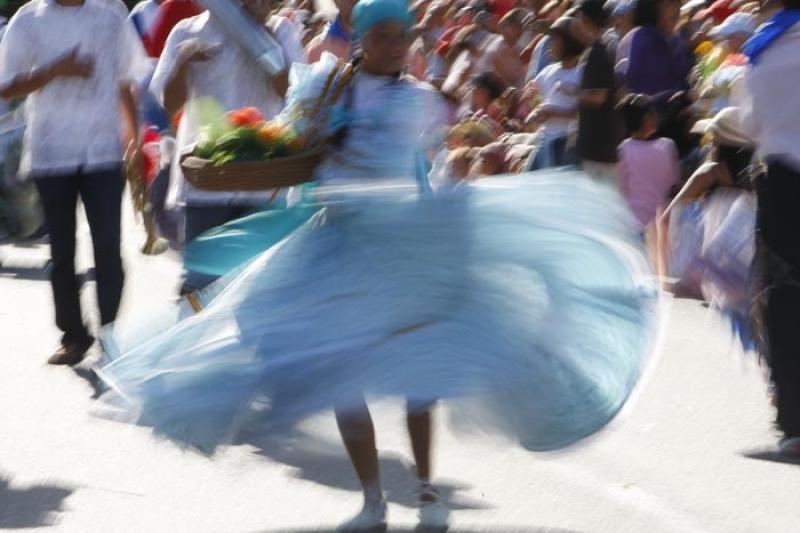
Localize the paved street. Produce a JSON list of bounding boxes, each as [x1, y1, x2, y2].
[[1, 204, 799, 533]]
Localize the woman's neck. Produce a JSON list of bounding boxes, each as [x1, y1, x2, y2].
[[360, 65, 400, 78]]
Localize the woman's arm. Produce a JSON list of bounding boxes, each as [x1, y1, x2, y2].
[[662, 164, 718, 221], [161, 39, 220, 118], [269, 71, 290, 99]]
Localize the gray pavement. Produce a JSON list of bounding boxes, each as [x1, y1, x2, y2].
[[1, 204, 799, 533]]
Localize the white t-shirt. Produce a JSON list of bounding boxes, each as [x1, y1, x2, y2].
[[741, 22, 800, 171], [533, 62, 583, 138], [0, 0, 151, 177], [150, 13, 306, 206]]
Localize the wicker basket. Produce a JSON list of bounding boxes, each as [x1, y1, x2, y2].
[[181, 150, 322, 191], [180, 60, 354, 193]]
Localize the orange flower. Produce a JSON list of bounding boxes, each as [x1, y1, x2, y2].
[[257, 122, 286, 145]]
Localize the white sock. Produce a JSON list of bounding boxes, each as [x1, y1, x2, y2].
[[364, 481, 383, 504]]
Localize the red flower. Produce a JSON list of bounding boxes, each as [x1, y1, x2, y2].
[[227, 107, 265, 128]]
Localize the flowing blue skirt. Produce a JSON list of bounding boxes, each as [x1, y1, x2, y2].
[[97, 171, 660, 454]]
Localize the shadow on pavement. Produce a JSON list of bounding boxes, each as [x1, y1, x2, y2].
[[742, 448, 800, 466], [254, 527, 585, 533], [0, 261, 96, 284], [72, 366, 108, 399], [245, 429, 491, 512], [0, 475, 74, 529], [0, 261, 51, 281]]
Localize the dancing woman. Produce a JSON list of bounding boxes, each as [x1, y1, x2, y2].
[[296, 0, 453, 528], [97, 0, 660, 530]]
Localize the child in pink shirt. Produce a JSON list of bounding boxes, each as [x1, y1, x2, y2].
[[617, 94, 679, 232], [617, 94, 679, 278]]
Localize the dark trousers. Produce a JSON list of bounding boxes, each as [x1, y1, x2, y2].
[[756, 159, 800, 438], [181, 204, 257, 294], [34, 167, 125, 344]]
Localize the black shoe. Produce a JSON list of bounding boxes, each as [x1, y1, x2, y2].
[[779, 437, 800, 458], [48, 336, 94, 366]]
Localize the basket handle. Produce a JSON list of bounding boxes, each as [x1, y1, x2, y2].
[[307, 60, 345, 125], [304, 61, 356, 146]]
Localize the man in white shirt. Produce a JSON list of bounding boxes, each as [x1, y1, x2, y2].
[[0, 0, 149, 365], [741, 0, 800, 456], [150, 0, 305, 293]]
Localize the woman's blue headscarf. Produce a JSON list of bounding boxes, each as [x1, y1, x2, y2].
[[352, 0, 413, 38]]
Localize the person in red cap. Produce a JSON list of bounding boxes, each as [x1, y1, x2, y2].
[[694, 0, 736, 25]]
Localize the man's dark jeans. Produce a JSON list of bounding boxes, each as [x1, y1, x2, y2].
[[34, 167, 125, 345], [756, 159, 800, 438]]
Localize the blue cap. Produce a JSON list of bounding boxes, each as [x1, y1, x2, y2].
[[352, 0, 413, 38]]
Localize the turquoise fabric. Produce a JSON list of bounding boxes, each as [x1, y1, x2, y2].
[[184, 202, 320, 277], [352, 0, 413, 38]]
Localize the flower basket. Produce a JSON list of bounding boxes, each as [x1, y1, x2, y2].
[[180, 59, 353, 192], [181, 149, 322, 191]]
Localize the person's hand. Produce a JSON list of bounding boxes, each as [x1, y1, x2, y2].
[[48, 48, 95, 80], [526, 104, 552, 127], [177, 39, 222, 68], [520, 80, 538, 100]]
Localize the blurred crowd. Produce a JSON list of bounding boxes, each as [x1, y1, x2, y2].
[[0, 0, 785, 247]]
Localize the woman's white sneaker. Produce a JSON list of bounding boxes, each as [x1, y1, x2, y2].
[[336, 498, 388, 532], [418, 481, 450, 530]]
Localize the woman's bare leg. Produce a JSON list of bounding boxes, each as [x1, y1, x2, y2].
[[407, 400, 449, 527], [335, 397, 382, 502], [406, 400, 433, 484]]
